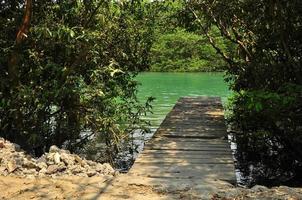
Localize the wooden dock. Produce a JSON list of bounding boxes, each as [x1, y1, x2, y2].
[[129, 96, 236, 183], [100, 97, 236, 199]]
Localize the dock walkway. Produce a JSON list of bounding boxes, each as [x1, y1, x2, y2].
[[129, 96, 235, 182], [100, 97, 236, 199]]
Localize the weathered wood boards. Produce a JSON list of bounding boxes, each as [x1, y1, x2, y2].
[[129, 96, 236, 184]]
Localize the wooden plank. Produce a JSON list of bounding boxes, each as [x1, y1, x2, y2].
[[139, 152, 233, 159], [128, 96, 236, 187], [131, 162, 235, 169], [135, 158, 234, 164], [154, 133, 227, 139], [169, 106, 223, 110], [167, 111, 224, 115], [144, 143, 230, 150], [146, 138, 229, 143], [129, 166, 235, 181], [155, 129, 227, 134], [160, 122, 226, 127], [148, 138, 229, 144], [127, 173, 236, 181], [157, 127, 226, 131], [140, 149, 233, 156], [158, 125, 226, 129], [157, 131, 227, 136], [162, 118, 225, 122], [131, 163, 235, 170], [143, 148, 232, 152], [165, 117, 224, 121], [146, 140, 230, 145]]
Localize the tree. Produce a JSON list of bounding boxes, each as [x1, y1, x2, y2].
[[0, 0, 153, 159], [188, 0, 302, 185]]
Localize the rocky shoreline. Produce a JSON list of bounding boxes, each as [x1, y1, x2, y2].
[[0, 138, 115, 178]]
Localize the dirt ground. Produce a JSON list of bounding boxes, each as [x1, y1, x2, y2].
[[0, 174, 235, 200], [1, 175, 302, 200], [0, 175, 185, 200]]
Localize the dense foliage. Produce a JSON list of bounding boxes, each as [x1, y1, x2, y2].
[[146, 0, 228, 72], [150, 28, 226, 72], [0, 0, 153, 158], [189, 0, 302, 185]]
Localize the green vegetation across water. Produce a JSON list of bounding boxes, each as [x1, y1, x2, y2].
[[149, 29, 227, 72]]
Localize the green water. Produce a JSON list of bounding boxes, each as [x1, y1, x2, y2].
[[136, 72, 231, 129]]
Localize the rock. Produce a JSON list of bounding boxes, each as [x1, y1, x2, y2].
[[36, 155, 46, 163], [71, 166, 84, 174], [86, 160, 97, 166], [37, 162, 47, 170], [0, 166, 7, 174], [23, 168, 37, 175], [95, 163, 104, 173], [49, 145, 60, 153], [74, 155, 82, 163], [0, 137, 115, 178], [113, 171, 119, 176], [15, 157, 24, 166], [99, 163, 115, 175], [74, 155, 85, 166], [251, 185, 268, 192], [11, 143, 21, 151], [46, 165, 59, 174], [23, 159, 37, 169], [60, 149, 70, 154], [87, 170, 97, 177], [54, 152, 61, 164], [39, 167, 47, 174], [46, 153, 55, 161], [25, 154, 32, 160], [57, 163, 67, 172], [60, 153, 74, 166], [7, 160, 17, 173], [277, 186, 302, 198]]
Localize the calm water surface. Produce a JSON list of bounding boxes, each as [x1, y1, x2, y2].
[[136, 72, 231, 129]]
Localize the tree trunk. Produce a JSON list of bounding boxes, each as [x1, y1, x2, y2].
[[8, 0, 32, 86]]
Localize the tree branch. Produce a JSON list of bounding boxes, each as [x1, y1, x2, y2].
[[208, 10, 252, 62], [189, 7, 235, 67]]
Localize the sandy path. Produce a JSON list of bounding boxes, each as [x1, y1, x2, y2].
[[0, 175, 177, 200], [0, 174, 226, 199]]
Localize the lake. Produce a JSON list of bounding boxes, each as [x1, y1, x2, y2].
[[136, 72, 231, 129]]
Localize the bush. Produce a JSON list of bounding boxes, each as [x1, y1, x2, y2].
[[228, 84, 302, 185]]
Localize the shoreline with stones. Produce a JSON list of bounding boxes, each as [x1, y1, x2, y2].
[[0, 137, 116, 178]]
